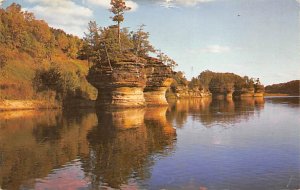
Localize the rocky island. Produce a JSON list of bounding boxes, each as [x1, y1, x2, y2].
[[144, 57, 173, 106], [87, 53, 147, 108]]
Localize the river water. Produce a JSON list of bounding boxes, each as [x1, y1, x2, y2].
[[0, 97, 299, 190]]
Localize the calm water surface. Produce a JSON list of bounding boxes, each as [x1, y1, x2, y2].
[[0, 97, 299, 190]]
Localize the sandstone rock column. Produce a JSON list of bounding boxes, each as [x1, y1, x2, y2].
[[240, 87, 255, 98], [87, 54, 147, 108], [144, 58, 173, 106], [254, 84, 265, 97]]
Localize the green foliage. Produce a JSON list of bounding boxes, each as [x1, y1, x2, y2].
[[33, 64, 81, 100], [265, 80, 299, 95], [81, 22, 135, 66], [101, 26, 133, 60], [110, 0, 131, 47], [156, 50, 178, 70], [189, 70, 262, 94], [110, 0, 131, 24], [189, 77, 202, 90], [131, 25, 155, 57], [171, 71, 188, 88], [0, 4, 97, 101], [0, 4, 82, 60]]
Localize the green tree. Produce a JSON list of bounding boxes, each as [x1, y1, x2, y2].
[[156, 50, 178, 70], [33, 65, 80, 100], [110, 0, 131, 48], [131, 25, 155, 57]]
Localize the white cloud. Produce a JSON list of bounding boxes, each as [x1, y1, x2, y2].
[[0, 0, 4, 6], [158, 0, 216, 8], [24, 0, 93, 37], [175, 0, 215, 6], [199, 45, 231, 54], [86, 0, 138, 11]]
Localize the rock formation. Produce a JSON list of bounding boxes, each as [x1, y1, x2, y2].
[[209, 84, 234, 100], [254, 84, 265, 97], [87, 53, 147, 108], [240, 87, 255, 98], [166, 86, 211, 99], [144, 57, 173, 106]]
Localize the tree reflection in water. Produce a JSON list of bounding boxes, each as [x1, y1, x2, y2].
[[0, 97, 271, 189], [0, 110, 96, 190], [167, 97, 265, 128], [0, 106, 177, 189]]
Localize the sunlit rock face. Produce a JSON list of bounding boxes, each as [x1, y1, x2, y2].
[[241, 87, 255, 97], [234, 87, 255, 98], [210, 86, 234, 100], [225, 87, 234, 99], [144, 57, 173, 106], [235, 85, 265, 98], [254, 84, 265, 97], [87, 53, 147, 108]]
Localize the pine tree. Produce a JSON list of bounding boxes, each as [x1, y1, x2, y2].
[[110, 0, 131, 49]]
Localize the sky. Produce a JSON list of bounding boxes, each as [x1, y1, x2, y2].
[[1, 0, 300, 85]]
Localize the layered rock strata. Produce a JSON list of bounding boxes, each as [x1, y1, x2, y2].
[[166, 86, 211, 99], [87, 53, 147, 108], [144, 58, 173, 106], [210, 85, 234, 100], [254, 84, 265, 97]]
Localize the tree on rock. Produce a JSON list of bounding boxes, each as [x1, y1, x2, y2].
[[110, 0, 131, 49], [131, 25, 155, 57], [156, 50, 178, 70]]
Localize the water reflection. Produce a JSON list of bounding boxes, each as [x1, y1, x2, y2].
[[83, 107, 176, 189], [265, 96, 300, 108], [0, 110, 96, 190], [0, 97, 299, 189], [0, 106, 176, 189], [168, 97, 265, 127]]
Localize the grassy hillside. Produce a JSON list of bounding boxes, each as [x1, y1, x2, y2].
[[0, 3, 97, 101], [265, 80, 300, 96]]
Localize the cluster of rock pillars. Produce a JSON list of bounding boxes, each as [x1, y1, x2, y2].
[[87, 54, 173, 108], [87, 54, 265, 108]]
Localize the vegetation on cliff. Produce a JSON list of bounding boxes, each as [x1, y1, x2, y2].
[[0, 3, 97, 101], [265, 80, 300, 95]]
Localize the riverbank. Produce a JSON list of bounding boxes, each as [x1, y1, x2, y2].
[[0, 100, 60, 111], [264, 93, 290, 97]]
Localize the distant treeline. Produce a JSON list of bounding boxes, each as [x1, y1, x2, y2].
[[265, 80, 300, 95], [171, 70, 262, 93]]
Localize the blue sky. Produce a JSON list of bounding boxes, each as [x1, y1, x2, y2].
[[2, 0, 300, 85]]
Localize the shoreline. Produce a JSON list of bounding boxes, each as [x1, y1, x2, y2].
[[0, 100, 61, 111], [1, 96, 299, 111]]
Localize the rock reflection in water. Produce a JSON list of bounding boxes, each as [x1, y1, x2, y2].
[[83, 107, 176, 189], [167, 97, 265, 127], [0, 107, 176, 189]]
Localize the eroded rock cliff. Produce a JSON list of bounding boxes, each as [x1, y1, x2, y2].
[[87, 53, 147, 108], [144, 57, 173, 106]]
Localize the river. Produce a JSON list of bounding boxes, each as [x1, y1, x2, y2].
[[0, 97, 299, 190]]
